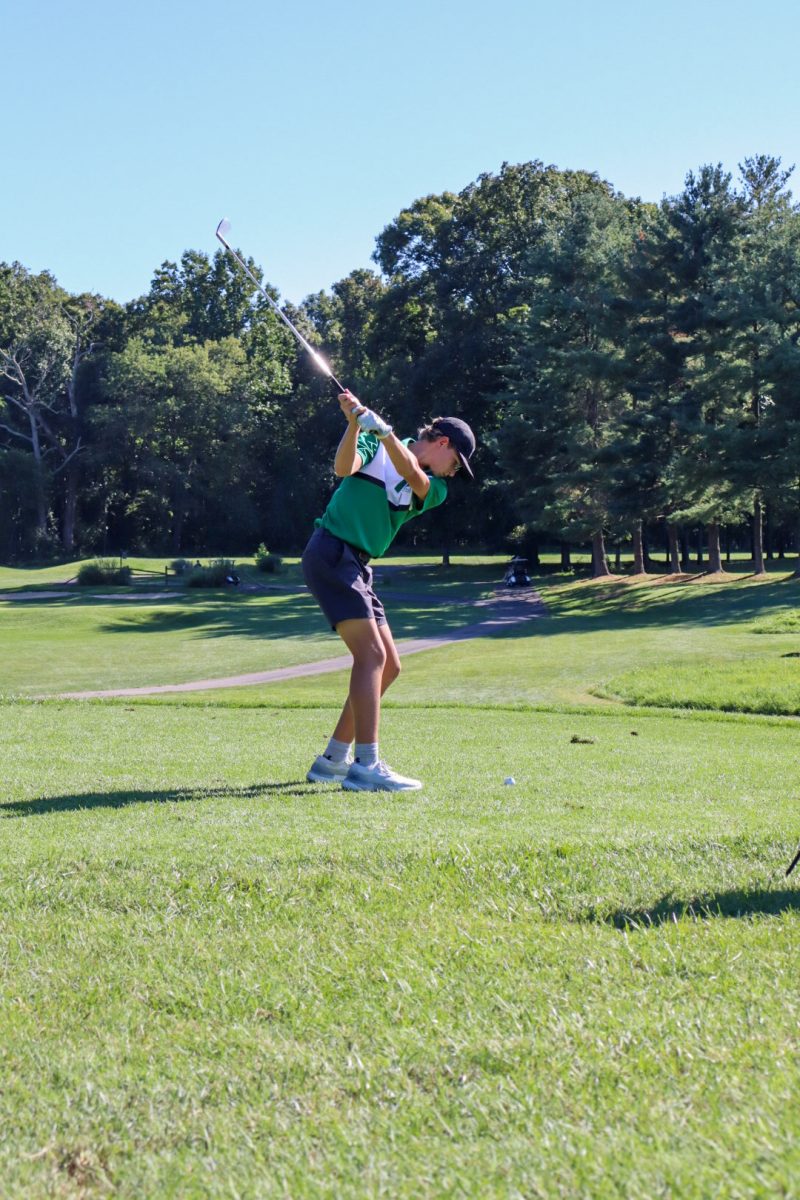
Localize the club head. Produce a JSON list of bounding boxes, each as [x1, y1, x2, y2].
[[215, 218, 232, 243]]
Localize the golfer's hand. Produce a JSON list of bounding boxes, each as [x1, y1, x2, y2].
[[355, 407, 393, 439], [338, 391, 364, 425]]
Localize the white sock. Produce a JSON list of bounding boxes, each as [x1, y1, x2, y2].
[[324, 737, 351, 764], [355, 742, 379, 768]]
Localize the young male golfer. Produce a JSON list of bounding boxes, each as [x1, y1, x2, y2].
[[302, 392, 476, 792]]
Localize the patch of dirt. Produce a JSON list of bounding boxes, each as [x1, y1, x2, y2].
[[54, 1145, 113, 1193], [647, 572, 702, 585], [571, 574, 628, 587], [693, 570, 734, 584]]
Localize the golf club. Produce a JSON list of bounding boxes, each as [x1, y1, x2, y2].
[[215, 219, 346, 392], [786, 845, 800, 877]]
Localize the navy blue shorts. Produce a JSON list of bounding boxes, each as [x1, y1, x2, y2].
[[302, 527, 387, 630]]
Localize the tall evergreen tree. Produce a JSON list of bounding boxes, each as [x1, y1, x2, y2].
[[719, 156, 797, 573], [501, 188, 635, 575], [624, 166, 748, 572]]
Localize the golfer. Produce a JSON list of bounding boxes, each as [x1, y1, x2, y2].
[[302, 392, 476, 792]]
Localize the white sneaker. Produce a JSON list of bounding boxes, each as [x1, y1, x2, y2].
[[342, 760, 423, 792], [306, 754, 352, 784]]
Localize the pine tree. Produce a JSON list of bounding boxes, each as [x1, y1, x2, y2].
[[721, 157, 798, 574], [502, 188, 635, 576], [624, 166, 748, 572]]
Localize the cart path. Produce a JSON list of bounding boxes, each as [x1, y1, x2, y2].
[[57, 591, 546, 699], [0, 590, 182, 601]]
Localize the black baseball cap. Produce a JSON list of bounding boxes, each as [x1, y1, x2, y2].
[[431, 417, 476, 478]]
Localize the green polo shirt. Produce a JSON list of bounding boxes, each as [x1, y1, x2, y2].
[[317, 433, 447, 558]]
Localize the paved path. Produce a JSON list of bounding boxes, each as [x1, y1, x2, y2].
[[0, 590, 78, 601], [58, 591, 545, 699], [0, 590, 181, 602]]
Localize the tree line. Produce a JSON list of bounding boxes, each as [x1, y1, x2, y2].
[[2, 156, 799, 574]]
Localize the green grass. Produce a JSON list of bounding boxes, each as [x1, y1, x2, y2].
[[0, 554, 505, 592], [595, 658, 800, 715], [2, 550, 795, 593], [2, 559, 800, 1196], [0, 556, 185, 590], [577, 578, 800, 715], [0, 580, 500, 700], [752, 607, 800, 634], [0, 592, 336, 696], [3, 702, 800, 1198], [116, 571, 800, 715], [4, 560, 799, 709], [0, 558, 501, 701]]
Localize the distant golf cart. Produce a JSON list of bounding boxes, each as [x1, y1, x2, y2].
[[502, 556, 532, 588]]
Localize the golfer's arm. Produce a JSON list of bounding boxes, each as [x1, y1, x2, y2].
[[334, 423, 363, 477], [380, 433, 431, 500]]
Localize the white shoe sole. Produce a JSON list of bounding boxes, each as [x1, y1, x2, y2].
[[341, 777, 423, 792], [306, 766, 349, 784]]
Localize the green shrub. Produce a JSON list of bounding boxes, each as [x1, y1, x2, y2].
[[186, 559, 238, 588], [170, 558, 192, 575], [77, 560, 132, 586], [254, 543, 283, 574]]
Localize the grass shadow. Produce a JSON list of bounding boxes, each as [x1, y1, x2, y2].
[[0, 780, 322, 818], [5, 564, 797, 657], [544, 574, 799, 634], [93, 588, 522, 643], [605, 888, 800, 928]]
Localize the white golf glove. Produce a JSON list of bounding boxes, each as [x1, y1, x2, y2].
[[356, 407, 393, 439]]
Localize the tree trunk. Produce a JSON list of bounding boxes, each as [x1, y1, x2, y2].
[[752, 494, 766, 575], [632, 521, 645, 574], [765, 501, 774, 560], [28, 410, 48, 534], [614, 543, 621, 572], [62, 460, 79, 553], [442, 544, 451, 567], [667, 524, 681, 573], [591, 530, 611, 578], [171, 508, 185, 555], [706, 521, 723, 573], [560, 542, 571, 571], [680, 528, 692, 573], [695, 528, 704, 569]]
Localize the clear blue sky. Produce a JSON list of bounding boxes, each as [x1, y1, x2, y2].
[[4, 0, 798, 306]]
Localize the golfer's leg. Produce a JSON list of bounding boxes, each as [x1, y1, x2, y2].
[[377, 622, 402, 690], [334, 618, 386, 745], [330, 699, 352, 745], [336, 616, 421, 791], [330, 622, 402, 743]]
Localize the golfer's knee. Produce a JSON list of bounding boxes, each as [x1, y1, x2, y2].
[[384, 655, 401, 686], [357, 639, 387, 674]]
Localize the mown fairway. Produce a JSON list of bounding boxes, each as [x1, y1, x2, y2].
[[2, 561, 799, 1198]]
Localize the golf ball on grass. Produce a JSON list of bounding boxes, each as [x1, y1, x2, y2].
[[504, 776, 516, 786]]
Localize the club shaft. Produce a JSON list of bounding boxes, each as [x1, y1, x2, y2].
[[786, 846, 800, 877], [215, 229, 346, 392]]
